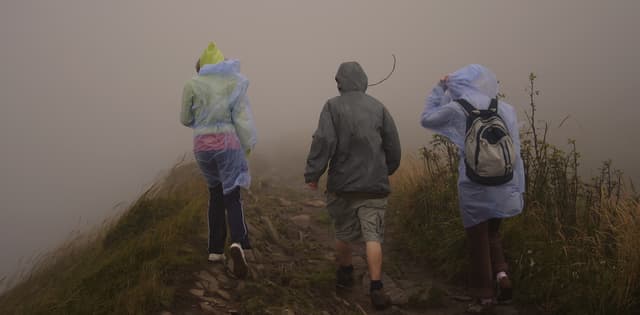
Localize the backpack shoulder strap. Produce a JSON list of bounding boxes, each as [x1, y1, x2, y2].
[[489, 98, 499, 112], [455, 98, 479, 116]]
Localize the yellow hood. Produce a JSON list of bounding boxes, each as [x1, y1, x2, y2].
[[199, 42, 225, 66]]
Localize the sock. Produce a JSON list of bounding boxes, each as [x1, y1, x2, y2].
[[370, 280, 383, 291], [496, 271, 508, 281]]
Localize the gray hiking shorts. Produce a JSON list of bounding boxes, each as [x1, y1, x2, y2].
[[325, 193, 387, 243]]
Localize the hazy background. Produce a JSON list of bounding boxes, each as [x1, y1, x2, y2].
[[1, 0, 639, 282]]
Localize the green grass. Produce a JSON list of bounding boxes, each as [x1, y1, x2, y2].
[[0, 162, 209, 315]]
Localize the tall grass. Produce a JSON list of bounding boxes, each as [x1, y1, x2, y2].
[[0, 161, 208, 315], [389, 74, 640, 314]]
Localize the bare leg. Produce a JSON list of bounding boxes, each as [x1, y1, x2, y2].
[[335, 239, 353, 267], [366, 241, 382, 281], [488, 218, 508, 274]]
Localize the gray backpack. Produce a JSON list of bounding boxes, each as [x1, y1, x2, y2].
[[456, 98, 515, 186]]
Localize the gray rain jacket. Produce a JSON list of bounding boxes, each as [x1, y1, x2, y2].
[[305, 62, 401, 196]]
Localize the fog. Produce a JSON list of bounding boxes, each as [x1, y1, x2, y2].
[[1, 0, 639, 281]]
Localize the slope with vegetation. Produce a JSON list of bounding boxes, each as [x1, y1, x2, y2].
[[0, 163, 210, 314]]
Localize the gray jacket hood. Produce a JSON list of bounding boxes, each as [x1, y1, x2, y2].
[[305, 66, 401, 195], [336, 62, 368, 93]]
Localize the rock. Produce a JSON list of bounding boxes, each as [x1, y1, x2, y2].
[[494, 306, 520, 315], [215, 289, 232, 301], [282, 309, 295, 315], [196, 281, 206, 289], [290, 214, 311, 229], [246, 220, 266, 240], [196, 271, 220, 290], [409, 286, 447, 308], [200, 295, 225, 306], [200, 302, 216, 312], [189, 288, 205, 297], [209, 268, 231, 283], [228, 310, 240, 315], [426, 287, 448, 307], [388, 287, 409, 305], [303, 199, 326, 208], [208, 265, 223, 275], [323, 252, 335, 261], [221, 281, 235, 290], [159, 312, 173, 315], [247, 266, 257, 280], [285, 227, 300, 240], [451, 295, 473, 302], [278, 197, 293, 207], [361, 272, 408, 305], [262, 216, 280, 242], [245, 248, 259, 263]]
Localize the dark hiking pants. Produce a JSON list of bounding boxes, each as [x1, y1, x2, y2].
[[465, 218, 508, 298], [207, 185, 251, 254]]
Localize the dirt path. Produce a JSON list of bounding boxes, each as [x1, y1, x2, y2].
[[163, 179, 522, 315]]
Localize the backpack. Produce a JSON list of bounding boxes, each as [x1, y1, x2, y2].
[[456, 98, 515, 186]]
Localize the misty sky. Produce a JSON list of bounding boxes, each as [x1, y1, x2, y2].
[[1, 0, 639, 280]]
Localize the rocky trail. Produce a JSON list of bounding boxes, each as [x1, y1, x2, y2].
[[161, 179, 523, 315]]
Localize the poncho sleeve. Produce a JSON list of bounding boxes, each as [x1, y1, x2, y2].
[[230, 77, 257, 153], [421, 84, 466, 148]]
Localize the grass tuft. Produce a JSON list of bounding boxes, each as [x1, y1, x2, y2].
[[0, 162, 208, 315]]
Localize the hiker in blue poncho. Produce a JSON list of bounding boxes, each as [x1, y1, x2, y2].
[[181, 42, 257, 279], [420, 64, 524, 313]]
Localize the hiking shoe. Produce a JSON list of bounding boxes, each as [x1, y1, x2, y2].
[[370, 288, 392, 310], [208, 253, 225, 263], [229, 243, 248, 279], [335, 267, 354, 288], [466, 299, 495, 314], [496, 275, 513, 304]]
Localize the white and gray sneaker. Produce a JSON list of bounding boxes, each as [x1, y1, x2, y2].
[[229, 243, 248, 279], [208, 253, 225, 263]]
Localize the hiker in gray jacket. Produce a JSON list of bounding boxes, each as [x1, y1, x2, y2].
[[305, 61, 401, 310]]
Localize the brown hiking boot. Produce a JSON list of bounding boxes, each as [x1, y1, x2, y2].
[[370, 288, 392, 310], [496, 276, 513, 304]]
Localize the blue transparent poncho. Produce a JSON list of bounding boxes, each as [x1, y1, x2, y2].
[[420, 64, 525, 228], [181, 59, 257, 194]]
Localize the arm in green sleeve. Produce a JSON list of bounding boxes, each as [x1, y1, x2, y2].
[[180, 82, 195, 127], [231, 83, 257, 152]]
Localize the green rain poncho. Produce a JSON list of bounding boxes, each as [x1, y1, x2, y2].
[[181, 43, 257, 194]]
